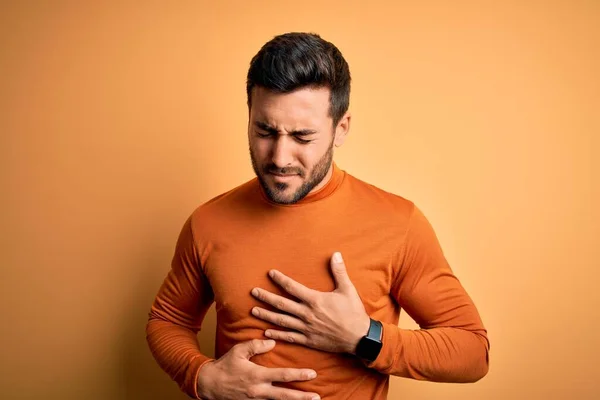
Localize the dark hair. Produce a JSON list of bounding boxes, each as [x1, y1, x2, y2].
[[246, 32, 351, 126]]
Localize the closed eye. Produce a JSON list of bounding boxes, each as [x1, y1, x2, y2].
[[254, 122, 316, 144], [293, 136, 312, 144], [256, 130, 272, 138], [256, 130, 313, 144]]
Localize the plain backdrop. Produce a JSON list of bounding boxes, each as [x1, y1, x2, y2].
[[1, 1, 598, 399]]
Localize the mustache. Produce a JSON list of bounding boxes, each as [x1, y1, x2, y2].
[[264, 165, 304, 176]]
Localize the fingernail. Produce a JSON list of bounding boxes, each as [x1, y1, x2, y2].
[[264, 339, 274, 345], [312, 396, 320, 400], [251, 288, 259, 296], [265, 330, 272, 337], [251, 308, 259, 316], [307, 371, 317, 379], [333, 252, 343, 263], [269, 270, 276, 278]]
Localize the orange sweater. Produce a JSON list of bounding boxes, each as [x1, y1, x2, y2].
[[146, 163, 489, 399]]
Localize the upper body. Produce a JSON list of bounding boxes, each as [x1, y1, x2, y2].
[[146, 32, 489, 400], [147, 163, 489, 399]]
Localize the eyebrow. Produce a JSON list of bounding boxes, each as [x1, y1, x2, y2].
[[254, 121, 317, 136]]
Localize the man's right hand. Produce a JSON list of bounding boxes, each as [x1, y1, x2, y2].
[[197, 339, 320, 400]]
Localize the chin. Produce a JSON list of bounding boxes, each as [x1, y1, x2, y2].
[[269, 189, 296, 203], [262, 184, 297, 204]]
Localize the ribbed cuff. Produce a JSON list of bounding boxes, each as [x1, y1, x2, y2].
[[186, 356, 216, 399]]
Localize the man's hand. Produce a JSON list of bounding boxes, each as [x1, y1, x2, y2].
[[250, 252, 371, 354], [197, 339, 320, 400]]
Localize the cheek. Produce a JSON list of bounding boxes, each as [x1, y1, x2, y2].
[[250, 140, 268, 158], [300, 146, 323, 167]]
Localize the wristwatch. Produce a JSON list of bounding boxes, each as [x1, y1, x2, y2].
[[355, 318, 383, 362]]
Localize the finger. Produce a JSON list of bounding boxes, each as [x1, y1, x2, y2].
[[330, 252, 353, 292], [251, 287, 308, 318], [234, 339, 276, 359], [267, 270, 318, 304], [260, 366, 317, 383], [252, 307, 306, 332], [264, 329, 308, 346], [267, 386, 321, 400]]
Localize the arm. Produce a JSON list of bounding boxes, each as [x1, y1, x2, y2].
[[145, 215, 215, 398], [146, 217, 321, 400], [248, 205, 489, 383], [367, 205, 490, 382]]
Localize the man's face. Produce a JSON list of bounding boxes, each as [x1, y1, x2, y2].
[[248, 86, 348, 205]]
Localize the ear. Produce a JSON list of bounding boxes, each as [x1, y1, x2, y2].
[[334, 112, 351, 148]]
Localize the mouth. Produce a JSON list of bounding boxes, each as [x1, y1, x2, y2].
[[268, 172, 299, 181], [270, 172, 298, 177]]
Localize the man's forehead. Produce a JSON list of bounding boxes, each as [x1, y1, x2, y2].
[[252, 86, 329, 107], [250, 87, 332, 127]]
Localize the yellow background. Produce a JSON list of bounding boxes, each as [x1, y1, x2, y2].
[[1, 1, 598, 399]]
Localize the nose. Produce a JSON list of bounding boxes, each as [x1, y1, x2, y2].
[[271, 136, 294, 168]]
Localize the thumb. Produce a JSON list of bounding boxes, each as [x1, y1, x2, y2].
[[237, 339, 276, 359], [330, 252, 352, 291]]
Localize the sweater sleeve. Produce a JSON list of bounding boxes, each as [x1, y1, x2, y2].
[[367, 205, 490, 382], [145, 215, 215, 398]]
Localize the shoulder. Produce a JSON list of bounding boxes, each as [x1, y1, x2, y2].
[[343, 171, 416, 222], [344, 173, 442, 247]]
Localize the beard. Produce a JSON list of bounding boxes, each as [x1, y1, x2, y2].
[[250, 139, 334, 205]]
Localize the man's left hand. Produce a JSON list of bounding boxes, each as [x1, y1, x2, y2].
[[250, 252, 371, 355]]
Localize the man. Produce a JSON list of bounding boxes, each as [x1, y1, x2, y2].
[[146, 32, 489, 400]]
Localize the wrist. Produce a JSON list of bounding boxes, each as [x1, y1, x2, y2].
[[196, 360, 217, 399], [348, 314, 371, 355]]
